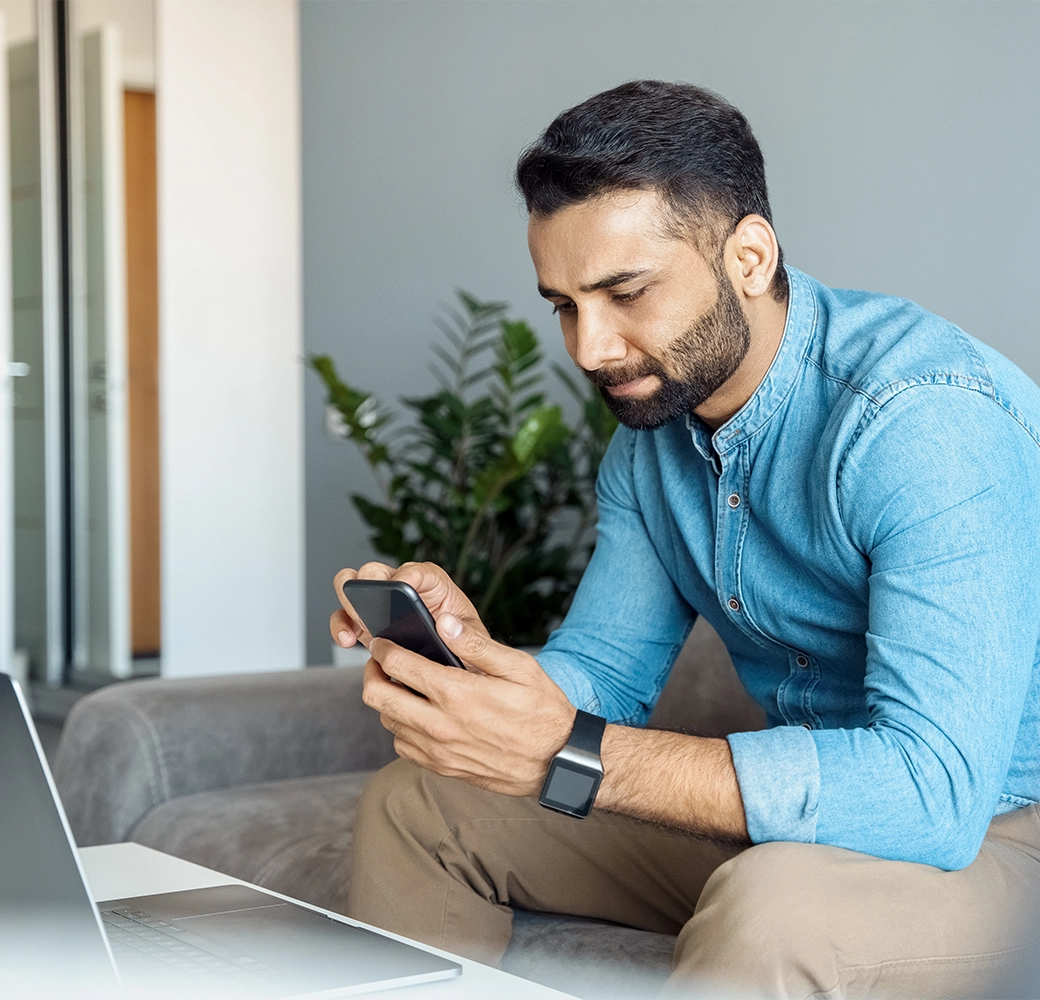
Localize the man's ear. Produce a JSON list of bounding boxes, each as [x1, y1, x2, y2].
[[726, 215, 780, 299]]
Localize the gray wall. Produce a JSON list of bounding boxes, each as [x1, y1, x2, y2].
[[300, 0, 1040, 663]]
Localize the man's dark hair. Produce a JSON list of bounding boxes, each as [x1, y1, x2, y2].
[[515, 80, 788, 303]]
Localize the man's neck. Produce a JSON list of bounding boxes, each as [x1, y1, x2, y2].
[[695, 292, 790, 431]]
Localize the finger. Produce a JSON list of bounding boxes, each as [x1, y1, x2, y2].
[[380, 718, 475, 781], [365, 671, 469, 773], [331, 568, 363, 645], [367, 672, 460, 769], [390, 562, 487, 634], [332, 567, 358, 592], [329, 608, 358, 647], [387, 729, 438, 771], [356, 561, 395, 580], [333, 564, 393, 646], [369, 636, 470, 704], [435, 611, 535, 679], [362, 652, 444, 731]]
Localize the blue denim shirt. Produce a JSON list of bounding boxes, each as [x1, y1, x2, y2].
[[537, 267, 1040, 871]]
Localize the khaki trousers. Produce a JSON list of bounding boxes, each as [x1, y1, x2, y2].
[[347, 759, 1040, 998]]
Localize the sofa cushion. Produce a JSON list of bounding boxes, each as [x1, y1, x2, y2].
[[130, 771, 374, 915], [503, 910, 674, 997]]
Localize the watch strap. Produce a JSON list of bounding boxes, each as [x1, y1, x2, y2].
[[568, 709, 606, 755]]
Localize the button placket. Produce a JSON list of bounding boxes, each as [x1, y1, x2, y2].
[[715, 442, 753, 632]]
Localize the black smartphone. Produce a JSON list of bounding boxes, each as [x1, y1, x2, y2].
[[340, 579, 465, 669]]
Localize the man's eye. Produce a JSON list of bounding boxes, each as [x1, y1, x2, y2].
[[613, 286, 648, 304], [552, 302, 576, 315]]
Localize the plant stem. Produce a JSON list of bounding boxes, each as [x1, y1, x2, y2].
[[453, 474, 510, 582], [453, 501, 489, 583], [478, 523, 539, 619]]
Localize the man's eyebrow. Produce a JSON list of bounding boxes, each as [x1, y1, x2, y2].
[[537, 269, 654, 300]]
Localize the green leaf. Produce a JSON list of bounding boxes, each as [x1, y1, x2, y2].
[[516, 392, 545, 413], [409, 461, 449, 485], [351, 495, 405, 557], [500, 319, 539, 363], [309, 354, 393, 469], [458, 289, 508, 319], [511, 405, 569, 467]]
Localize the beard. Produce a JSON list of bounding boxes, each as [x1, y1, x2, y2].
[[582, 268, 752, 431]]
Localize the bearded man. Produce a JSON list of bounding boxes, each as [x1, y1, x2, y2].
[[334, 81, 1040, 997]]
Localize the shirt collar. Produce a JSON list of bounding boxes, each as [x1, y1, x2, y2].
[[686, 266, 817, 459]]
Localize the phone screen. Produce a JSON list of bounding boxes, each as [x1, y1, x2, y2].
[[342, 582, 464, 668]]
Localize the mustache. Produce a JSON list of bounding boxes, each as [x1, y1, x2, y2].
[[580, 358, 666, 389]]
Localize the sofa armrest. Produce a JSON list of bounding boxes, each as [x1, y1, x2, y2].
[[54, 666, 396, 847]]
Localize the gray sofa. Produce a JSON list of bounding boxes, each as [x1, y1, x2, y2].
[[55, 617, 764, 998]]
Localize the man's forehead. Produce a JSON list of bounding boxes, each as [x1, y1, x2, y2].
[[527, 189, 690, 289]]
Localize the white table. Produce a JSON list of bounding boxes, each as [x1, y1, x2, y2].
[[79, 843, 572, 999]]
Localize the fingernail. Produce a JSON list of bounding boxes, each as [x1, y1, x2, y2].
[[338, 630, 353, 647], [439, 613, 463, 639]]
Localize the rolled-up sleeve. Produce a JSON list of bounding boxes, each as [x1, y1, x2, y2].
[[728, 726, 819, 844]]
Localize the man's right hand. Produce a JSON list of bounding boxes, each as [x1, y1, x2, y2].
[[330, 561, 490, 652]]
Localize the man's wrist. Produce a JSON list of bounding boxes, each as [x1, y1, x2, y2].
[[538, 710, 606, 818]]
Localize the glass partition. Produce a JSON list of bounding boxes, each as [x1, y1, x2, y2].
[[4, 0, 61, 686], [2, 0, 156, 689]]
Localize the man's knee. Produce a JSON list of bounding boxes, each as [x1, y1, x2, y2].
[[671, 842, 843, 997], [356, 759, 423, 828]]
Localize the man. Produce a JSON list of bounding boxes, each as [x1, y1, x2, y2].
[[332, 81, 1040, 997]]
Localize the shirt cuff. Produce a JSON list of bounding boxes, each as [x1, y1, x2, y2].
[[535, 651, 602, 716], [727, 727, 820, 845]]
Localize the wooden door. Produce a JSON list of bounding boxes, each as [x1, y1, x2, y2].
[[123, 88, 158, 657]]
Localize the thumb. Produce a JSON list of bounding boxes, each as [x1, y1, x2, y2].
[[437, 612, 531, 679]]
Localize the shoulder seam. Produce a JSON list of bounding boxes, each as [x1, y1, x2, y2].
[[805, 355, 881, 405]]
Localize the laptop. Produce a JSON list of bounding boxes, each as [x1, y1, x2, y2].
[[0, 672, 461, 998]]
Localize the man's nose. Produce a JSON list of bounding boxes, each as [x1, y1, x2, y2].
[[571, 307, 628, 372]]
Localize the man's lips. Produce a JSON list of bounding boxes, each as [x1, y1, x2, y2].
[[605, 375, 659, 398]]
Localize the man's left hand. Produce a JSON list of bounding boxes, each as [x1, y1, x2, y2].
[[362, 613, 576, 796]]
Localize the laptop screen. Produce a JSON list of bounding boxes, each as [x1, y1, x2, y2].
[[0, 674, 120, 992]]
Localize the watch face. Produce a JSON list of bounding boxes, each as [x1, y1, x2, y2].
[[539, 758, 602, 818]]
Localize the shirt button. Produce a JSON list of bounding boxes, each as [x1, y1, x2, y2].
[[796, 655, 809, 669], [727, 597, 740, 612], [727, 493, 741, 508]]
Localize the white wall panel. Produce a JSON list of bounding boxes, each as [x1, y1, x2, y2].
[[157, 0, 303, 677]]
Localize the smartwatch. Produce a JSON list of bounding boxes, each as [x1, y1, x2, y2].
[[538, 710, 606, 818]]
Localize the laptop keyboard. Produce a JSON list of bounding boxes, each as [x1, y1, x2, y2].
[[102, 906, 289, 991]]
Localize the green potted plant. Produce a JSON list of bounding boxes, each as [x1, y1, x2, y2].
[[311, 292, 617, 646]]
